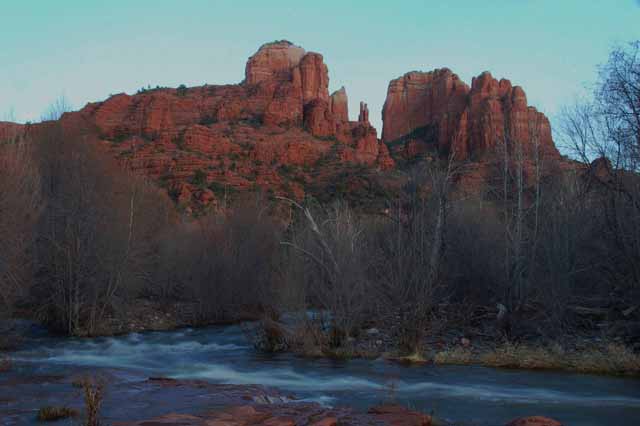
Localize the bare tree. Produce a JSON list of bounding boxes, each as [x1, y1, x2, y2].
[[280, 198, 373, 347], [150, 194, 281, 324], [32, 121, 170, 335], [597, 41, 640, 171], [559, 40, 640, 300], [374, 152, 460, 353], [0, 137, 41, 318]]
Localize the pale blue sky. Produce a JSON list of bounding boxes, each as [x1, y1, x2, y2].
[[1, 1, 639, 135]]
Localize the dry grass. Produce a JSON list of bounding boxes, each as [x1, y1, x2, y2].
[[80, 376, 106, 426], [570, 344, 640, 375], [480, 343, 565, 370], [321, 344, 380, 360], [37, 406, 79, 422], [434, 342, 640, 376], [434, 347, 473, 365], [398, 351, 428, 364], [289, 320, 327, 358], [384, 350, 429, 365], [244, 318, 290, 353], [283, 319, 380, 360]]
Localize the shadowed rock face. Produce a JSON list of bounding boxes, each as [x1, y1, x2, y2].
[[382, 69, 558, 161]]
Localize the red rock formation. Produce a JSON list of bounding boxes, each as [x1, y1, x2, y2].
[[330, 87, 349, 123], [376, 142, 395, 170], [244, 41, 306, 85], [5, 41, 564, 212], [304, 99, 335, 137], [299, 52, 329, 104], [121, 400, 436, 426], [368, 405, 433, 426], [358, 102, 370, 124], [506, 416, 563, 426], [0, 121, 24, 142], [382, 69, 469, 150], [45, 41, 394, 210], [382, 69, 558, 161]]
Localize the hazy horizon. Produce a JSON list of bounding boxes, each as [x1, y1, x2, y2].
[[2, 0, 640, 138]]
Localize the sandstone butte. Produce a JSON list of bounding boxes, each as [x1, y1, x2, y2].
[[382, 69, 559, 161], [1, 41, 565, 211]]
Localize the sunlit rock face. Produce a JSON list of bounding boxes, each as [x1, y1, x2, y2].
[[382, 69, 558, 161], [49, 40, 393, 210], [0, 121, 24, 141], [3, 41, 563, 211]]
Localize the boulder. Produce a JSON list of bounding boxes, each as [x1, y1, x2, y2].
[[369, 405, 432, 426], [310, 417, 338, 426]]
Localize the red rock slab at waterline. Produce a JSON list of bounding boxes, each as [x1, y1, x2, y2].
[[506, 416, 564, 426]]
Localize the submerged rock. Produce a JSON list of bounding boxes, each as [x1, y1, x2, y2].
[[369, 404, 433, 426], [506, 416, 563, 426]]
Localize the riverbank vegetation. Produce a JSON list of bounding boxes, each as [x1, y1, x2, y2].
[[1, 43, 639, 376], [37, 406, 79, 422], [435, 342, 640, 376]]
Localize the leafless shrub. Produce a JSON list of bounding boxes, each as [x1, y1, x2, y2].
[[242, 317, 289, 352], [558, 40, 640, 314], [281, 199, 374, 347], [31, 123, 171, 335], [373, 156, 458, 354], [0, 138, 41, 319], [288, 317, 328, 357], [151, 194, 282, 323]]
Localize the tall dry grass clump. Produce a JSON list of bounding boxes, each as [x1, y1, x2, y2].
[[433, 342, 640, 376], [81, 376, 105, 426]]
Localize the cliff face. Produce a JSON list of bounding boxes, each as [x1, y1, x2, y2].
[[2, 41, 563, 211], [382, 69, 558, 161], [0, 122, 24, 142], [51, 41, 393, 210]]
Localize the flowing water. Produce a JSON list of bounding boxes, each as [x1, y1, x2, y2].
[[1, 324, 639, 425]]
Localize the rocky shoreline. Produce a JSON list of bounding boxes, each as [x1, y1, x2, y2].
[[4, 298, 639, 378], [111, 378, 562, 426]]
